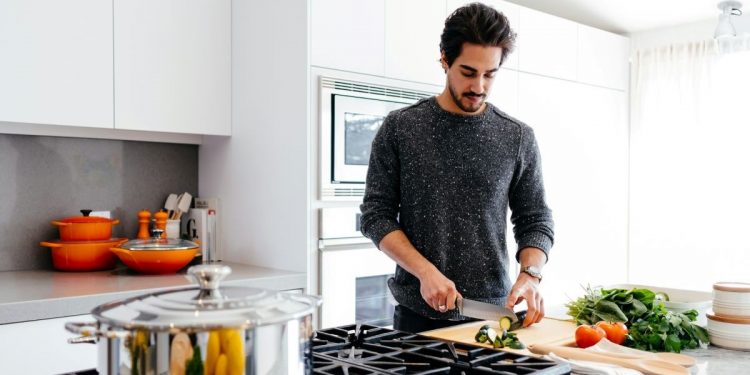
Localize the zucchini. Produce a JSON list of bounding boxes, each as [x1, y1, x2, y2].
[[499, 316, 512, 331]]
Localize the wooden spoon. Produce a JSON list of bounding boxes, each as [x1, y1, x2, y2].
[[556, 338, 696, 367], [529, 343, 689, 375]]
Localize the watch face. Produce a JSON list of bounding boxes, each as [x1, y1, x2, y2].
[[523, 266, 542, 277]]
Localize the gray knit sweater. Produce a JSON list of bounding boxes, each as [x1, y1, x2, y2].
[[360, 96, 554, 320]]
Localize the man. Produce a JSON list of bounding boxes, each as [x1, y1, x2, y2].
[[359, 2, 554, 333]]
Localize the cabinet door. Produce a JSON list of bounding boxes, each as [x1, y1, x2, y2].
[[0, 314, 97, 374], [446, 0, 519, 70], [311, 0, 385, 76], [577, 24, 630, 90], [0, 0, 113, 128], [114, 0, 231, 135], [517, 73, 628, 306], [487, 67, 518, 117], [518, 7, 577, 81], [384, 0, 446, 85]]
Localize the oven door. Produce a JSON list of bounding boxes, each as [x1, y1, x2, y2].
[[331, 94, 411, 184]]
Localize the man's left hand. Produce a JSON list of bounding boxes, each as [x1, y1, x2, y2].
[[505, 247, 547, 327], [505, 272, 543, 327]]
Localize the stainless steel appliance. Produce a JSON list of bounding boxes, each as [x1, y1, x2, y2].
[[312, 324, 571, 374], [65, 264, 320, 374], [318, 76, 435, 200], [318, 207, 396, 328]]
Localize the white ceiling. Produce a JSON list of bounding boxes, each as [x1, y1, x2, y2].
[[505, 0, 731, 35]]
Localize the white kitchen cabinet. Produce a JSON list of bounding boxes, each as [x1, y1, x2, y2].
[[114, 0, 231, 135], [446, 0, 520, 70], [518, 7, 578, 81], [487, 67, 518, 117], [384, 0, 446, 85], [577, 24, 630, 90], [311, 0, 385, 76], [0, 0, 113, 128], [0, 314, 97, 374], [517, 72, 628, 306]]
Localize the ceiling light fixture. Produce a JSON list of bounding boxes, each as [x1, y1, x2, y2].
[[715, 1, 743, 39]]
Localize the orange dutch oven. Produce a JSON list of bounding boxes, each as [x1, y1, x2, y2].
[[52, 209, 120, 241], [110, 229, 199, 274], [40, 238, 127, 271]]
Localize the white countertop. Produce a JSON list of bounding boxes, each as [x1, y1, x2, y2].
[[0, 261, 306, 324]]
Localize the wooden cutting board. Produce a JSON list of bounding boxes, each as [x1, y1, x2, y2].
[[421, 318, 577, 355]]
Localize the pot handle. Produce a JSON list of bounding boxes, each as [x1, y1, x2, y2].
[[40, 241, 62, 248], [65, 321, 130, 339], [50, 221, 71, 227], [111, 219, 120, 225], [68, 335, 97, 345]]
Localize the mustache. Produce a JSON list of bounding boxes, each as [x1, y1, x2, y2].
[[463, 92, 485, 98]]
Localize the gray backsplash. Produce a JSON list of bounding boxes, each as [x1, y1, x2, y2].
[[0, 134, 198, 271]]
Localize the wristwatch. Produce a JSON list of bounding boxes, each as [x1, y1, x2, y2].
[[521, 265, 543, 282]]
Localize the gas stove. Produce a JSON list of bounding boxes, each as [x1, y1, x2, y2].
[[312, 324, 571, 374]]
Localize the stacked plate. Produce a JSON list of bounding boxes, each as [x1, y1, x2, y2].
[[707, 282, 750, 350]]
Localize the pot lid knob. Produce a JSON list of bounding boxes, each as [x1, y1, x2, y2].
[[188, 264, 232, 292], [80, 209, 92, 217]]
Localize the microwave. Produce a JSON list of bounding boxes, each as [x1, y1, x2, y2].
[[318, 76, 435, 200]]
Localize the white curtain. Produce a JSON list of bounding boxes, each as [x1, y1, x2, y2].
[[629, 36, 750, 290]]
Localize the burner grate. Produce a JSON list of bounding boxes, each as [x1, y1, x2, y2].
[[313, 324, 570, 375]]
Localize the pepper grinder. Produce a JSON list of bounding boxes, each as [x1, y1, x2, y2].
[[153, 211, 168, 239], [137, 210, 151, 239]]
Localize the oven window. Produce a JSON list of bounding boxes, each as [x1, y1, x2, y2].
[[355, 274, 395, 327], [344, 112, 384, 166]]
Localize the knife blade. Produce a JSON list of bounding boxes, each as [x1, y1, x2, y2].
[[457, 297, 518, 323]]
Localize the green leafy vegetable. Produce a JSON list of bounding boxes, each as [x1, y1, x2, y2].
[[185, 345, 203, 375], [566, 285, 709, 353]]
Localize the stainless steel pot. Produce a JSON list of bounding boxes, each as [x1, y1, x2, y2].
[[66, 264, 320, 375]]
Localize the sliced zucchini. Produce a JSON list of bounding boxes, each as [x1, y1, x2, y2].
[[499, 316, 512, 331]]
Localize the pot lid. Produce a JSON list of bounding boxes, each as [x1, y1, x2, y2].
[[714, 282, 750, 293], [59, 209, 116, 224], [91, 264, 320, 331], [119, 229, 198, 251]]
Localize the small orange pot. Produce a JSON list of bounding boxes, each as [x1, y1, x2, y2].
[[40, 238, 127, 271], [52, 210, 120, 241], [110, 247, 198, 274], [110, 234, 199, 274]]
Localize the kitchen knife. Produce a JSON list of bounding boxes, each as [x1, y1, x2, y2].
[[457, 297, 518, 323]]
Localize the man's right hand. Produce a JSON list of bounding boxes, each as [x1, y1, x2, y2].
[[377, 230, 461, 312], [418, 267, 461, 312]]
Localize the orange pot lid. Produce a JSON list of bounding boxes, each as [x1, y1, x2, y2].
[[57, 209, 116, 224], [713, 282, 750, 293]]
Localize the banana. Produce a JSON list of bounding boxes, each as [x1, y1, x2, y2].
[[205, 331, 220, 375], [214, 354, 228, 375]]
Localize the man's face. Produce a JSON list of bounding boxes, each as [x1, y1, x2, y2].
[[443, 43, 503, 114]]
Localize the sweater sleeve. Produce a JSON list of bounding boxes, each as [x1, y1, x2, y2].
[[509, 125, 555, 262], [359, 115, 401, 248]]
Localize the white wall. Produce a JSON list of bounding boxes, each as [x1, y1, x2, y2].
[[629, 15, 750, 51], [199, 0, 310, 275]]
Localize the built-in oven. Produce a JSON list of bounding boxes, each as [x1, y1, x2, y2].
[[318, 76, 435, 200], [318, 206, 396, 328]]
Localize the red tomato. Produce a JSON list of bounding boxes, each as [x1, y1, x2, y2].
[[595, 321, 629, 345], [575, 324, 606, 348]]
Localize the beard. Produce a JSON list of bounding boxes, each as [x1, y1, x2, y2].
[[448, 83, 485, 113]]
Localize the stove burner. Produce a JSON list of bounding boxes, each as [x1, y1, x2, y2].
[[313, 324, 571, 375]]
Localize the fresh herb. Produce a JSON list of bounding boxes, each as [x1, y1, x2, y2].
[[186, 345, 203, 375], [566, 285, 709, 352]]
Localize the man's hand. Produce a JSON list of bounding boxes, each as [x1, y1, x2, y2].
[[506, 272, 543, 327], [417, 267, 461, 313], [506, 247, 547, 327]]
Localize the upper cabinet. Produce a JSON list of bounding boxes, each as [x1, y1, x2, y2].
[[0, 0, 230, 138], [518, 7, 578, 81], [384, 0, 445, 86], [577, 24, 630, 90], [0, 0, 113, 128], [311, 0, 385, 76], [114, 0, 231, 135]]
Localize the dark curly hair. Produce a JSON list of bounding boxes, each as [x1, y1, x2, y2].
[[440, 2, 516, 67]]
